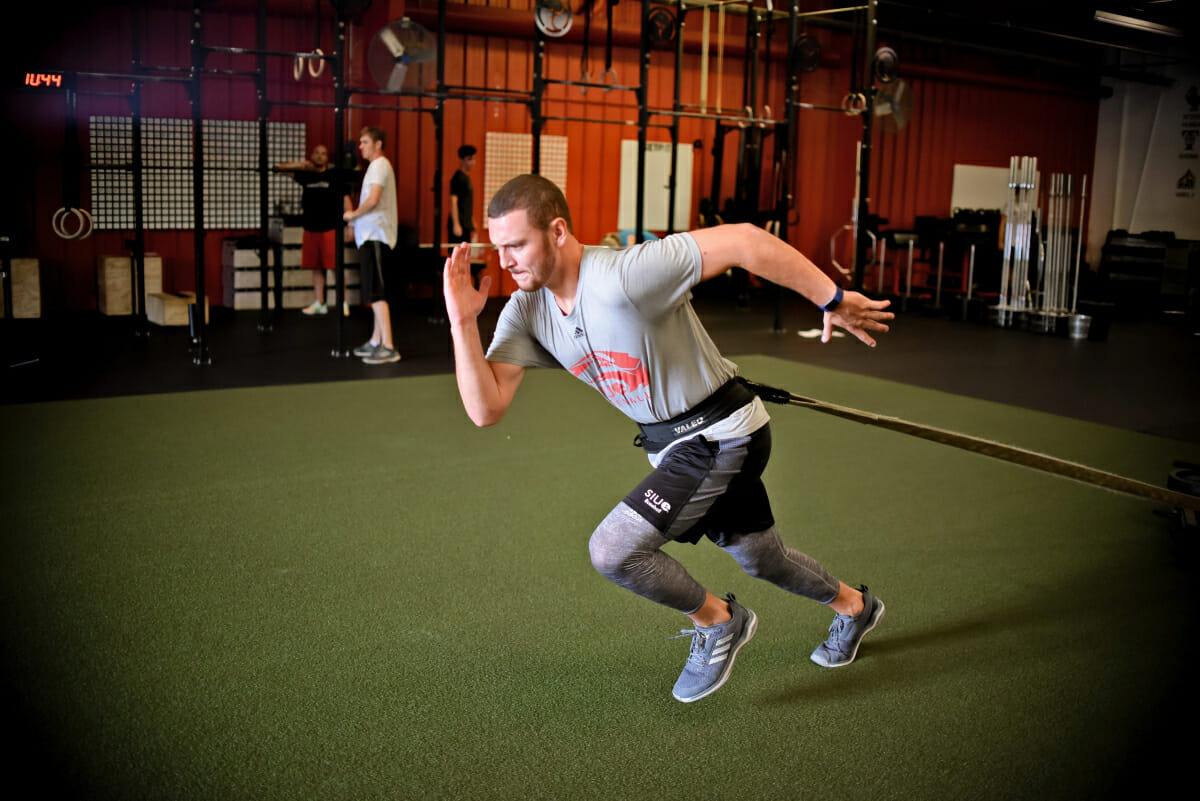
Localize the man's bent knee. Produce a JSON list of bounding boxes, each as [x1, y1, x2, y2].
[[588, 503, 666, 580]]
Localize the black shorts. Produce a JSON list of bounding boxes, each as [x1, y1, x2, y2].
[[358, 240, 396, 304], [622, 425, 775, 545]]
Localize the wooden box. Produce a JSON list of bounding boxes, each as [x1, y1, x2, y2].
[[147, 291, 209, 327], [97, 254, 163, 315], [0, 258, 41, 318]]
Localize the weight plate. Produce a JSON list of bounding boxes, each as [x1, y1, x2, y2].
[[1167, 468, 1200, 497], [535, 0, 574, 38], [647, 7, 678, 49], [873, 46, 898, 84], [793, 35, 821, 74]]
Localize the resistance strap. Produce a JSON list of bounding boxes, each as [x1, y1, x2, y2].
[[739, 378, 1200, 512]]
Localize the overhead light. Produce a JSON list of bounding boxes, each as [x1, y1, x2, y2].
[[1094, 10, 1184, 37]]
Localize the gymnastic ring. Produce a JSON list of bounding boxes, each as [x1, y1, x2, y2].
[[78, 207, 94, 239], [841, 92, 866, 115], [51, 207, 76, 239], [52, 207, 92, 240], [601, 68, 617, 92], [293, 56, 304, 81], [308, 49, 325, 78], [579, 70, 589, 95], [761, 105, 772, 127]]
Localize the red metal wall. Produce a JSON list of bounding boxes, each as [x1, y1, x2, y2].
[[2, 0, 1099, 313]]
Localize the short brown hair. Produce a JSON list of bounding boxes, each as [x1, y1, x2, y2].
[[486, 174, 573, 233], [359, 126, 386, 147]]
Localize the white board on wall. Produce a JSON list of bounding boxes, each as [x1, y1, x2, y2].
[[950, 164, 1010, 213], [617, 140, 693, 232]]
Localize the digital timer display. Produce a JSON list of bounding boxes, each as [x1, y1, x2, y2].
[[25, 73, 64, 88]]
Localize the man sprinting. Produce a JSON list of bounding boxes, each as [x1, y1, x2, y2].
[[443, 174, 893, 702]]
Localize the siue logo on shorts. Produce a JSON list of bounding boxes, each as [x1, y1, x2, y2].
[[567, 350, 650, 404], [643, 488, 671, 515]]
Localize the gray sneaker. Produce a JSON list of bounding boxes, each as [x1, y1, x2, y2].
[[362, 344, 401, 365], [810, 585, 884, 668], [352, 340, 377, 357], [671, 593, 757, 703]]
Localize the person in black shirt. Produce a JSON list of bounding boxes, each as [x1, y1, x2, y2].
[[448, 145, 476, 245], [275, 145, 352, 316]]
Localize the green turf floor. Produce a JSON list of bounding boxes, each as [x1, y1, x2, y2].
[[3, 355, 1197, 800]]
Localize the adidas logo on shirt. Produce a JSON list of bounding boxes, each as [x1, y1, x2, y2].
[[573, 326, 585, 338]]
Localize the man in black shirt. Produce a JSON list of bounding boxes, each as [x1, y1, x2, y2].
[[275, 145, 352, 316], [448, 144, 477, 245]]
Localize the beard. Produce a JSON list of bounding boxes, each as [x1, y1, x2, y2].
[[514, 231, 558, 291]]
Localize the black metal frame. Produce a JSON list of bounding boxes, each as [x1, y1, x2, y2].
[[47, 0, 882, 366]]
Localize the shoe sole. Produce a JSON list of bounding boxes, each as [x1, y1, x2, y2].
[[673, 610, 758, 703], [810, 600, 885, 669], [363, 355, 401, 364]]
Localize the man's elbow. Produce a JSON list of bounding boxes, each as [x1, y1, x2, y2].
[[732, 222, 772, 246], [466, 405, 506, 428]]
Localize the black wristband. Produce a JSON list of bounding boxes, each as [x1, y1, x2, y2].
[[821, 285, 844, 312]]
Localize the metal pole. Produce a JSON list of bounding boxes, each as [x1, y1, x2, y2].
[[905, 239, 914, 302], [331, 12, 349, 357], [962, 243, 975, 320], [256, 0, 275, 332], [130, 6, 148, 338], [190, 2, 210, 365], [635, 0, 651, 244], [0, 238, 12, 322], [852, 0, 876, 292], [435, 0, 448, 349], [1072, 175, 1087, 314], [433, 0, 446, 256], [935, 241, 944, 309], [531, 31, 545, 174], [877, 237, 886, 295], [1061, 175, 1073, 315], [667, 0, 684, 236], [998, 156, 1016, 325], [773, 0, 804, 335]]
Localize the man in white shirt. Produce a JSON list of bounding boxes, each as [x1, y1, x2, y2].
[[344, 126, 401, 365]]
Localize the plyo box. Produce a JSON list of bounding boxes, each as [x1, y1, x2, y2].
[[97, 254, 163, 315], [223, 231, 360, 309], [0, 258, 41, 318], [147, 291, 209, 327]]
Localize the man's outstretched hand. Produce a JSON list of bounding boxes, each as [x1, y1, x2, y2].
[[822, 291, 894, 347]]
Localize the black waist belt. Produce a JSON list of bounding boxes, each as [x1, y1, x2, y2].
[[635, 377, 758, 454]]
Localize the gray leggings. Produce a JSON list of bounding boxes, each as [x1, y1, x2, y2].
[[588, 433, 840, 614]]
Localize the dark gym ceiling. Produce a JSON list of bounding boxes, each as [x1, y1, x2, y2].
[[874, 0, 1195, 81], [5, 2, 1195, 87]]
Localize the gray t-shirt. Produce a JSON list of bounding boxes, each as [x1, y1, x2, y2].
[[486, 232, 763, 430]]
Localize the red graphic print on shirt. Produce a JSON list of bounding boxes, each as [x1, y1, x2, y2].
[[567, 351, 649, 406]]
